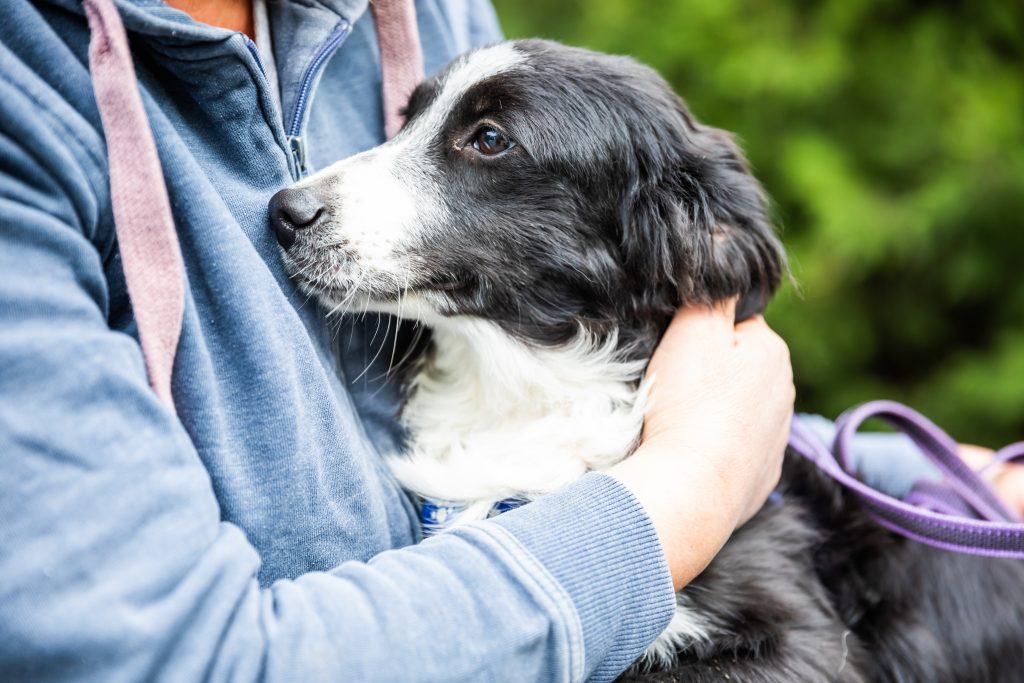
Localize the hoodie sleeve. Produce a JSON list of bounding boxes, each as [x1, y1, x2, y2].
[[0, 53, 674, 683]]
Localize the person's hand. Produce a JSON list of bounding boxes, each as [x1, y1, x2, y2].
[[958, 444, 1024, 519], [641, 298, 794, 528], [609, 297, 794, 589]]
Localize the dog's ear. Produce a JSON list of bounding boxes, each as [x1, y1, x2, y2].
[[621, 104, 785, 320]]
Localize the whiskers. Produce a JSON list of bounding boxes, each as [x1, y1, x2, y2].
[[325, 268, 368, 317], [282, 247, 431, 391], [387, 269, 411, 377]]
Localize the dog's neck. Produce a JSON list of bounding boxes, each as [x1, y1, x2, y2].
[[390, 317, 649, 505]]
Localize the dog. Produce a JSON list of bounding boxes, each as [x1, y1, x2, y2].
[[269, 39, 1024, 681]]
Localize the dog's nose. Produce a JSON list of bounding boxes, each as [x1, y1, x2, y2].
[[268, 187, 324, 249]]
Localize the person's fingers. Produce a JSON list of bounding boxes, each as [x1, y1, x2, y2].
[[957, 444, 994, 472], [958, 444, 1024, 517], [737, 316, 788, 349], [735, 312, 763, 324], [668, 297, 739, 337], [735, 316, 786, 357], [734, 314, 767, 338], [716, 296, 738, 324]]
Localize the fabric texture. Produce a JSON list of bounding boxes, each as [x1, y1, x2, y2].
[[0, 1, 675, 681], [0, 1, 940, 681], [371, 0, 425, 138], [252, 0, 282, 114], [82, 0, 184, 410]]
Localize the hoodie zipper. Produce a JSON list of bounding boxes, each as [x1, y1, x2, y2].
[[242, 33, 300, 178], [286, 21, 351, 177], [242, 35, 267, 78]]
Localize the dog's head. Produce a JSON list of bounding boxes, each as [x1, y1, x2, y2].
[[270, 40, 783, 355]]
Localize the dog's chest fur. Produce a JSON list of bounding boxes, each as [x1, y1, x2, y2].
[[387, 319, 648, 524], [386, 318, 729, 668]]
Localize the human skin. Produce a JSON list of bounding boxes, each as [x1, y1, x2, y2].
[[960, 444, 1024, 518], [609, 300, 793, 589], [163, 0, 1022, 591], [164, 0, 797, 591], [165, 0, 254, 39]]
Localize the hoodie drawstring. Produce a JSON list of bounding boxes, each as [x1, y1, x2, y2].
[[82, 0, 424, 409], [84, 0, 185, 413]]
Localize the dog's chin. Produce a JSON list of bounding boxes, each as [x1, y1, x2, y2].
[[289, 268, 458, 325], [300, 277, 396, 309], [294, 277, 361, 305]]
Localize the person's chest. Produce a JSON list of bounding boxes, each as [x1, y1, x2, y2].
[[31, 0, 488, 584]]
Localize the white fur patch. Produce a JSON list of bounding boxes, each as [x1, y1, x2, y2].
[[639, 597, 715, 670], [386, 318, 649, 525], [290, 44, 525, 295], [400, 43, 526, 143]]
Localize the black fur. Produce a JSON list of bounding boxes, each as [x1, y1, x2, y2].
[[400, 41, 1024, 681], [291, 38, 1024, 680], [620, 454, 1024, 682], [399, 40, 782, 360]]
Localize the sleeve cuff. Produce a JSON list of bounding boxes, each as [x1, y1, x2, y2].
[[490, 471, 676, 681]]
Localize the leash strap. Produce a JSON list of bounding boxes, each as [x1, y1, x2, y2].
[[420, 498, 526, 537], [85, 3, 1023, 558], [84, 0, 185, 412], [789, 401, 1024, 558]]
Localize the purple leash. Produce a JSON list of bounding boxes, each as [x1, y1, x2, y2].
[[84, 0, 1023, 559], [789, 400, 1024, 558]]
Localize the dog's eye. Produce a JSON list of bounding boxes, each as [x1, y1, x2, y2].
[[471, 127, 515, 156]]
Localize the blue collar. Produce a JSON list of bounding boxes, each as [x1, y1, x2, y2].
[[420, 498, 526, 537]]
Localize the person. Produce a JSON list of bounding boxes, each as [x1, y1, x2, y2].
[[0, 1, 1019, 681]]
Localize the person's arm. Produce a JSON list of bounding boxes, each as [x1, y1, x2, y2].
[[0, 85, 791, 683], [0, 166, 651, 683]]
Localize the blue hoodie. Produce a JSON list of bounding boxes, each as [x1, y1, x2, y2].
[[0, 1, 676, 681], [0, 1, 936, 681]]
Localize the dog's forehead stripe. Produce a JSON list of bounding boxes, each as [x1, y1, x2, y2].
[[440, 44, 525, 102], [406, 44, 525, 136]]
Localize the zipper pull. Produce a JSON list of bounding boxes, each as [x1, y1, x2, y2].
[[288, 135, 308, 178]]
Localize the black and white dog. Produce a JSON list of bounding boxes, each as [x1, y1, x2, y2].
[[269, 40, 1024, 682]]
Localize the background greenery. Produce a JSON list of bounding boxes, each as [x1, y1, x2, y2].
[[492, 0, 1024, 446]]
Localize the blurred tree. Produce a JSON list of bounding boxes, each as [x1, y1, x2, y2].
[[492, 0, 1024, 445]]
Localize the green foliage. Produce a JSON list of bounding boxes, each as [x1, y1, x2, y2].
[[492, 0, 1024, 445]]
